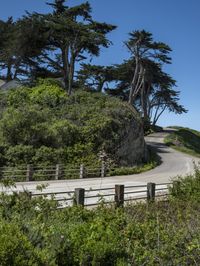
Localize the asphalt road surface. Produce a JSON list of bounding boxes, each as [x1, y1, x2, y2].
[[2, 129, 199, 206]]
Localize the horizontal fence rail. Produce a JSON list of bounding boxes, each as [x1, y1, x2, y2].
[[30, 182, 173, 208], [0, 163, 110, 182]]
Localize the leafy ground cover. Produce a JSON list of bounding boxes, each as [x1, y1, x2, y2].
[[164, 126, 200, 157], [0, 165, 200, 265]]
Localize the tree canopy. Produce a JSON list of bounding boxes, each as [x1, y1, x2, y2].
[[0, 1, 116, 95], [0, 2, 186, 127]]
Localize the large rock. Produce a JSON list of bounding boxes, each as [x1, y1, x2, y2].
[[116, 115, 147, 166]]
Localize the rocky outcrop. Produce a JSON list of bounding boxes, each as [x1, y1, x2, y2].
[[116, 114, 147, 166]]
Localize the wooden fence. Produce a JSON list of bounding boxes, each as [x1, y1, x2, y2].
[[0, 163, 106, 182], [31, 182, 172, 208]]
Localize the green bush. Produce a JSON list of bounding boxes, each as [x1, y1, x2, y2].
[[0, 187, 199, 265], [109, 162, 157, 176], [0, 81, 142, 169], [0, 106, 52, 146], [5, 145, 35, 166], [170, 163, 200, 202], [49, 120, 81, 147], [0, 162, 199, 265], [7, 87, 31, 108], [30, 82, 67, 107], [0, 221, 42, 266]]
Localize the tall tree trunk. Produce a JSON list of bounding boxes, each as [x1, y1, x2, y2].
[[128, 57, 139, 105], [140, 70, 148, 121], [152, 102, 160, 126], [153, 105, 167, 126], [142, 93, 148, 122], [68, 55, 75, 96], [63, 70, 68, 91], [6, 62, 12, 81], [152, 103, 167, 126], [146, 84, 151, 118], [13, 58, 21, 79], [131, 64, 145, 104], [62, 46, 69, 92], [97, 79, 105, 92]]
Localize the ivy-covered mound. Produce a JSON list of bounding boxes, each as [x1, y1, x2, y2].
[[0, 79, 145, 168]]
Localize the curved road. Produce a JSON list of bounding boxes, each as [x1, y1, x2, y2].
[[4, 129, 200, 205]]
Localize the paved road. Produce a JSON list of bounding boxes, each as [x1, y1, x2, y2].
[[2, 129, 199, 205]]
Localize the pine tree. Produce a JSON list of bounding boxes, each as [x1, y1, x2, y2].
[[125, 30, 172, 105], [0, 17, 16, 81], [47, 0, 67, 14], [39, 1, 116, 94]]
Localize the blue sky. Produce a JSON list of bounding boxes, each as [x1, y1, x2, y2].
[[1, 0, 200, 130]]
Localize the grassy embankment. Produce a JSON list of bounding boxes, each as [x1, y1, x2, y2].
[[164, 126, 200, 157]]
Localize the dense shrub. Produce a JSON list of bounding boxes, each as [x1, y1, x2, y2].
[[0, 80, 140, 167], [5, 145, 35, 165], [0, 156, 199, 265], [0, 106, 52, 146], [0, 221, 41, 266], [170, 163, 200, 202], [0, 186, 199, 265], [33, 146, 65, 165]]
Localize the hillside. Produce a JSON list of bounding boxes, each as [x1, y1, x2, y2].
[[164, 126, 200, 157], [0, 79, 146, 168]]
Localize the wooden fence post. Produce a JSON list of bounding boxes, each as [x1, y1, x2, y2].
[[26, 165, 34, 182], [80, 164, 85, 179], [147, 182, 156, 202], [115, 184, 124, 207], [74, 188, 85, 206], [28, 191, 32, 199], [55, 164, 61, 180]]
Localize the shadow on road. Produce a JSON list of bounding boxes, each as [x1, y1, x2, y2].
[[146, 142, 170, 154]]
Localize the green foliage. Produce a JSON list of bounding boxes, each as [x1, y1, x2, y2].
[[0, 82, 140, 168], [30, 81, 67, 107], [0, 182, 200, 265], [7, 87, 31, 107], [108, 161, 157, 176], [33, 146, 65, 165], [5, 145, 35, 165], [108, 147, 160, 176], [170, 163, 200, 202], [164, 127, 200, 157], [0, 222, 40, 266], [0, 91, 8, 115], [10, 1, 116, 94], [0, 105, 52, 146], [49, 120, 81, 147]]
